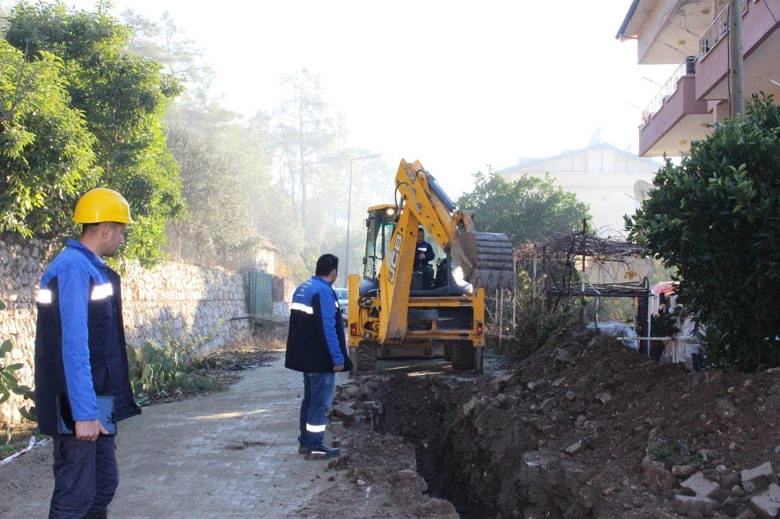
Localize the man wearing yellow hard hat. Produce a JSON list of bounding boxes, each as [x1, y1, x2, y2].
[[35, 188, 141, 518]]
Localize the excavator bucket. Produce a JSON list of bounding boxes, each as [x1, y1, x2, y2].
[[457, 232, 515, 289]]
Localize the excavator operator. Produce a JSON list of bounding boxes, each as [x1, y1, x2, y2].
[[414, 227, 436, 289]]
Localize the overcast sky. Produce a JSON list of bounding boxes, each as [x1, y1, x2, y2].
[[5, 0, 675, 196]]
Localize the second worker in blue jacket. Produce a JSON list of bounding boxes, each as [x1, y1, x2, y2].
[[285, 253, 353, 459]]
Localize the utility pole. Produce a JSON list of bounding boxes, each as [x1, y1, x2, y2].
[[729, 0, 745, 117]]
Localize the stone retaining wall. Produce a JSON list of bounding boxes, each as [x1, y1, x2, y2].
[[0, 235, 252, 424]]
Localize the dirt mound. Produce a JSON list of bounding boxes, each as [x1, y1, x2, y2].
[[328, 327, 780, 518]]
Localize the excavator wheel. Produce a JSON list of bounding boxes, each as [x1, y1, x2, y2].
[[450, 340, 475, 371], [356, 341, 378, 372], [443, 343, 454, 362]]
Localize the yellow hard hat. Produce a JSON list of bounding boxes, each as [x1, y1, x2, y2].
[[73, 188, 135, 224]]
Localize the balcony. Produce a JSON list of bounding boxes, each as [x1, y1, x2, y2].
[[638, 58, 711, 157], [696, 0, 780, 100]]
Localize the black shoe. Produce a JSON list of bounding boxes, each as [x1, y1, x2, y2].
[[298, 445, 309, 454], [305, 445, 340, 460]]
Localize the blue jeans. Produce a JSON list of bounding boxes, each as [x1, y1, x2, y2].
[[298, 372, 335, 450], [49, 435, 118, 519]]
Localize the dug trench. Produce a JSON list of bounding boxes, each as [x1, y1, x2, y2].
[[312, 327, 780, 519]]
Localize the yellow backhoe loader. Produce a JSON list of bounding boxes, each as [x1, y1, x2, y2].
[[346, 159, 514, 373]]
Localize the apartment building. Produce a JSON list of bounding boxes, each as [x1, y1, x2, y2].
[[616, 0, 779, 156]]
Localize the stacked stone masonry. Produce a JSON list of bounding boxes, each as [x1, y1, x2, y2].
[[0, 235, 251, 424]]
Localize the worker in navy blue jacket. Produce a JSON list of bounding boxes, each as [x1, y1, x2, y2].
[[285, 253, 353, 459], [35, 188, 141, 519], [414, 227, 436, 288]]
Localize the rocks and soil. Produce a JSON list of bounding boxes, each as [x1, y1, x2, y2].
[[315, 327, 779, 518]]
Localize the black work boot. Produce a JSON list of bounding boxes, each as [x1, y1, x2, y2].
[[305, 445, 340, 460]]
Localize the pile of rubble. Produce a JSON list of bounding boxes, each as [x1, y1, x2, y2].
[[323, 328, 779, 518]]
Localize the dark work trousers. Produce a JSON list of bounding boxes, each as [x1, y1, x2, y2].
[[49, 434, 118, 519], [298, 372, 335, 450]]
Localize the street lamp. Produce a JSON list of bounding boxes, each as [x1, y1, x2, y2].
[[345, 153, 381, 285]]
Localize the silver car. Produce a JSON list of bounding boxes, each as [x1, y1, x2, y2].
[[334, 288, 348, 319]]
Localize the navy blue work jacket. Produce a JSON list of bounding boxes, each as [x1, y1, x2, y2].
[[285, 276, 353, 373], [34, 240, 140, 435]]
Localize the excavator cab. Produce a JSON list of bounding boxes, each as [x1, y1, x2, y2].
[[360, 205, 473, 296], [361, 204, 396, 283]]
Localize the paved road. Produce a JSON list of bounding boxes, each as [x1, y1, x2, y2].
[[2, 355, 347, 518]]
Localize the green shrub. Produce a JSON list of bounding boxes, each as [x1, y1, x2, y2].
[[495, 306, 578, 360], [126, 321, 224, 404], [650, 438, 681, 462], [128, 339, 214, 405], [626, 94, 779, 371], [0, 301, 36, 459], [0, 301, 35, 422]]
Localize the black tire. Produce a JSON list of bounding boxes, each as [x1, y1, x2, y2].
[[443, 343, 454, 361], [357, 341, 378, 372], [451, 340, 475, 370]]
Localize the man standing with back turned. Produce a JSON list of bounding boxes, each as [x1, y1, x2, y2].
[[35, 188, 141, 518], [285, 253, 353, 459]]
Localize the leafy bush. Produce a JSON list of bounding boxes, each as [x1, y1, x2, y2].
[[651, 311, 679, 338], [127, 338, 215, 406], [126, 321, 225, 405], [0, 301, 35, 421], [626, 94, 779, 371], [494, 306, 579, 360], [0, 339, 27, 406], [650, 438, 682, 462]]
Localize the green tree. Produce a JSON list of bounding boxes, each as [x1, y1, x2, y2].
[[458, 171, 591, 245], [626, 94, 779, 371], [0, 40, 98, 236], [4, 0, 184, 262]]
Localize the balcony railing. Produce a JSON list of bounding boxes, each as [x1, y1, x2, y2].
[[641, 57, 696, 123], [698, 0, 748, 59]]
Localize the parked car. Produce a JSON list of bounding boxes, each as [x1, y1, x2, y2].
[[334, 287, 348, 319], [586, 321, 639, 350]]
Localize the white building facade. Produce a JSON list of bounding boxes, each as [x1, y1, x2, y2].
[[496, 142, 662, 237]]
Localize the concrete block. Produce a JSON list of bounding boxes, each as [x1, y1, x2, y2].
[[741, 461, 776, 493], [749, 483, 780, 519], [682, 471, 720, 498], [331, 402, 355, 419], [673, 494, 715, 516]]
